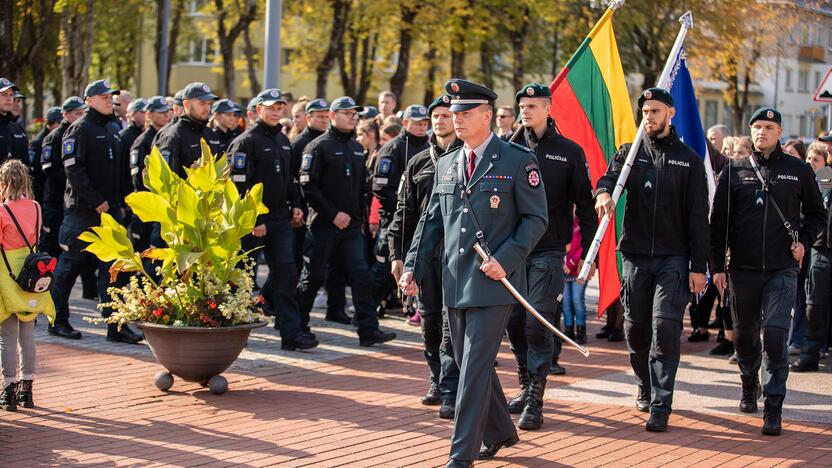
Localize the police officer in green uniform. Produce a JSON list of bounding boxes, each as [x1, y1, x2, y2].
[[400, 79, 548, 468]]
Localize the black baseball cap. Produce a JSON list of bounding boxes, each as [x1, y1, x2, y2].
[[84, 79, 120, 97], [45, 106, 63, 122], [305, 98, 329, 114], [62, 96, 85, 112], [212, 98, 237, 113], [0, 78, 18, 93], [127, 98, 147, 113], [358, 106, 380, 119], [403, 104, 429, 121], [145, 96, 172, 113], [330, 96, 363, 112], [173, 90, 184, 106], [255, 89, 288, 106], [181, 82, 217, 101]]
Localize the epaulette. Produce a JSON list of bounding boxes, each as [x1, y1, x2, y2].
[[508, 141, 533, 153]]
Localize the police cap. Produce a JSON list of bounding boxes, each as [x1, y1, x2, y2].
[[182, 82, 217, 101], [127, 98, 147, 113], [45, 106, 63, 123], [62, 96, 86, 112], [212, 98, 237, 113], [358, 105, 379, 119], [305, 98, 329, 114], [0, 78, 18, 93], [84, 79, 120, 98], [403, 104, 429, 121], [145, 95, 172, 113], [330, 96, 363, 112], [445, 79, 497, 112], [173, 90, 184, 106], [255, 89, 287, 106]]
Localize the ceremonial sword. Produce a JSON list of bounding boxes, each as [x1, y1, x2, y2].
[[473, 243, 590, 357]]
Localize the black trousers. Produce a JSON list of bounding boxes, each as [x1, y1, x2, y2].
[[801, 247, 831, 364], [419, 256, 459, 398]]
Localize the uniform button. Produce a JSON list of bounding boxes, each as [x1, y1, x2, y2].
[[493, 188, 498, 192], [459, 248, 465, 254], [461, 227, 467, 233], [463, 208, 469, 213], [466, 189, 471, 194]]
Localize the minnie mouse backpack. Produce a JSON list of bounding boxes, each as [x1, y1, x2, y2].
[[0, 203, 56, 293]]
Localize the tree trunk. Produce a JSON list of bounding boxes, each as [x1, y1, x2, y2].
[[389, 2, 417, 100], [0, 0, 15, 75], [509, 6, 529, 92], [356, 32, 377, 104], [480, 41, 494, 90], [316, 0, 351, 99], [337, 24, 357, 97], [214, 0, 257, 100], [423, 43, 437, 104], [550, 27, 560, 77], [32, 61, 44, 119], [242, 24, 260, 96], [60, 1, 93, 97]]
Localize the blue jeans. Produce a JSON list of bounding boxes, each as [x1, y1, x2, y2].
[[562, 279, 586, 327]]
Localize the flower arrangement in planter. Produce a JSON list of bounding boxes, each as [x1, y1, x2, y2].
[[81, 142, 268, 393]]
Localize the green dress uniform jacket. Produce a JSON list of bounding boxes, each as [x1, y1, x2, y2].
[[405, 134, 549, 308]]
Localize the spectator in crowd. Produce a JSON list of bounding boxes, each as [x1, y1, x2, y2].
[[562, 218, 587, 345], [806, 142, 828, 172], [378, 91, 398, 121], [380, 122, 401, 147], [783, 140, 807, 160], [288, 101, 307, 139], [495, 106, 516, 140], [733, 136, 753, 158], [707, 124, 730, 152], [721, 136, 735, 158]]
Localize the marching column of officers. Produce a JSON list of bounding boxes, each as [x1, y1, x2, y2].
[[1, 73, 829, 466]]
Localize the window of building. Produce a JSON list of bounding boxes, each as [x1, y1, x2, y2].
[[176, 37, 217, 65], [799, 70, 810, 93], [785, 68, 793, 91], [704, 100, 718, 130]]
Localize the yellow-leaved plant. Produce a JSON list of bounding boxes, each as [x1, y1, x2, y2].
[[81, 140, 269, 328]]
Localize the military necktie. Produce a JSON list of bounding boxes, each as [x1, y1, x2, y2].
[[467, 150, 476, 181]]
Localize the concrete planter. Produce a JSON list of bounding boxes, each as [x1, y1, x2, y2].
[[137, 321, 266, 394]]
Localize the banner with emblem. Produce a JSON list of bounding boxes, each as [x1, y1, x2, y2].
[[549, 2, 636, 317]]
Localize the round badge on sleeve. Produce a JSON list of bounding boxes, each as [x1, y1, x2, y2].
[[528, 169, 541, 187]]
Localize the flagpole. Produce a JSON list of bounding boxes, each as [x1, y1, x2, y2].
[[578, 11, 694, 283]]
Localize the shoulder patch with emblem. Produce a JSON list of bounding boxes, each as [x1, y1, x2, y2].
[[41, 146, 52, 163], [233, 153, 247, 169], [27, 150, 35, 164], [63, 138, 75, 155], [160, 149, 171, 164], [301, 153, 313, 171], [378, 158, 392, 175], [526, 161, 541, 188]]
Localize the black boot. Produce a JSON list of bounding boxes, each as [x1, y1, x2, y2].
[[48, 321, 82, 340], [439, 396, 455, 419], [595, 325, 610, 339], [565, 324, 575, 341], [790, 358, 819, 372], [762, 396, 783, 435], [15, 379, 33, 408], [636, 385, 651, 412], [517, 375, 546, 430], [107, 323, 143, 344], [645, 412, 669, 432], [507, 364, 529, 414], [709, 339, 734, 356], [421, 381, 441, 405], [576, 326, 587, 345], [281, 334, 319, 351], [739, 374, 761, 413], [0, 382, 17, 411]]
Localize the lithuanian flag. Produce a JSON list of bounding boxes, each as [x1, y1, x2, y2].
[[549, 6, 636, 316]]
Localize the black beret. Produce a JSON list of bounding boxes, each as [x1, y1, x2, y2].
[[748, 107, 782, 126], [638, 87, 673, 108], [515, 83, 551, 103]]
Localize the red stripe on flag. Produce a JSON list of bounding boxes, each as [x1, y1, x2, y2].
[[550, 74, 621, 317]]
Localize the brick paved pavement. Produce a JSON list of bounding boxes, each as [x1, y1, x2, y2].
[[0, 281, 830, 467]]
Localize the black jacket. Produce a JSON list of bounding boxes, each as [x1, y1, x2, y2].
[[119, 122, 144, 158], [521, 120, 597, 256], [710, 144, 825, 272], [290, 126, 325, 179], [388, 134, 463, 261], [40, 120, 71, 206], [129, 126, 159, 192], [0, 112, 27, 164], [299, 126, 369, 229], [61, 107, 131, 211], [596, 126, 710, 273], [28, 125, 50, 203], [151, 115, 222, 177], [227, 120, 301, 223], [211, 124, 240, 155], [371, 130, 429, 223]]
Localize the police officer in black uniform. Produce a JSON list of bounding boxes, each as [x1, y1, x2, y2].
[[504, 83, 598, 430], [595, 88, 709, 432], [297, 96, 397, 347], [50, 80, 142, 344], [371, 104, 430, 307], [28, 106, 63, 203], [171, 90, 185, 121], [152, 82, 221, 178], [227, 88, 315, 350], [388, 94, 462, 418], [290, 98, 344, 328], [711, 108, 825, 436], [210, 98, 241, 153], [128, 96, 172, 253], [0, 78, 28, 164], [119, 98, 147, 153]]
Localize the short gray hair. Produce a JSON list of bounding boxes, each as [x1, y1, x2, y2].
[[708, 124, 730, 137]]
